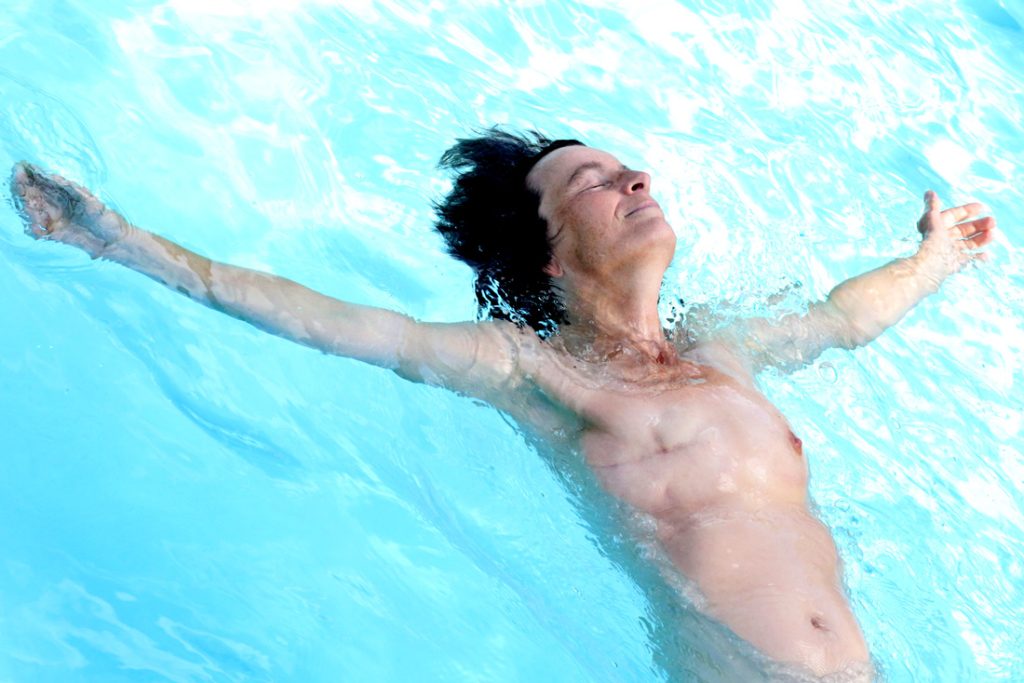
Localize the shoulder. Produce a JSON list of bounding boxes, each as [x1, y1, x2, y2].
[[676, 332, 758, 387], [396, 318, 551, 396]]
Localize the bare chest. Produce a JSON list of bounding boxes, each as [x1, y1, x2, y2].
[[536, 363, 810, 517]]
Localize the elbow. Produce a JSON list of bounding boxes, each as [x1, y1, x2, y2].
[[834, 317, 885, 350], [820, 300, 879, 350], [835, 332, 867, 351]]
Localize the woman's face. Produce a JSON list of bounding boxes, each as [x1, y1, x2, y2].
[[526, 145, 676, 282]]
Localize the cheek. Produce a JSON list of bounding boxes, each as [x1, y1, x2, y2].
[[559, 199, 606, 234]]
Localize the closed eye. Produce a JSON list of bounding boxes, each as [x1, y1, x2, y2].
[[580, 176, 614, 192], [565, 161, 628, 193]]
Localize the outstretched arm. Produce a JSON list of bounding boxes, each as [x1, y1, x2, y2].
[[707, 191, 997, 373], [10, 162, 529, 399]]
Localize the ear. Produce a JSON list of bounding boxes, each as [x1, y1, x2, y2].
[[543, 258, 563, 278]]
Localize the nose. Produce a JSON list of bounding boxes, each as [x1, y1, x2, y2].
[[623, 169, 650, 194]]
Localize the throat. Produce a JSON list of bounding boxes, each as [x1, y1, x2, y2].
[[602, 342, 707, 386], [655, 348, 672, 365], [605, 336, 677, 365], [555, 323, 695, 379]]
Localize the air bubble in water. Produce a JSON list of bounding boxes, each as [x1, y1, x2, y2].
[[819, 361, 838, 384]]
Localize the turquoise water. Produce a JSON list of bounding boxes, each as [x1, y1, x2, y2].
[[1, 0, 1022, 680]]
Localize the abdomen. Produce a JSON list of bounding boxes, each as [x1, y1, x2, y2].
[[656, 504, 870, 676]]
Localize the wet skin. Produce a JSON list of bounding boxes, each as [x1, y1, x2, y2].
[[11, 151, 996, 679], [511, 145, 871, 675], [502, 334, 871, 677]]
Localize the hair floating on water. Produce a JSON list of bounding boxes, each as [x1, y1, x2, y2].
[[433, 126, 582, 336]]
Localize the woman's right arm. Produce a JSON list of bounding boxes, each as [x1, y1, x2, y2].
[[10, 162, 531, 400]]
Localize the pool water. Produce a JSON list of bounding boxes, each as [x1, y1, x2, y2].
[[1, 0, 1022, 680]]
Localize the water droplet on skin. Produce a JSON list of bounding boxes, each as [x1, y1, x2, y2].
[[819, 361, 838, 384]]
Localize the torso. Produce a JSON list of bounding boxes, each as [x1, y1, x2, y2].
[[509, 335, 871, 678]]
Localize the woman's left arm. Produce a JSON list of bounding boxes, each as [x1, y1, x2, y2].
[[708, 191, 997, 373]]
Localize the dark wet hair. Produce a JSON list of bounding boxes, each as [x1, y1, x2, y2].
[[433, 127, 583, 336]]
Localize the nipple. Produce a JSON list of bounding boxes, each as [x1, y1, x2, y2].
[[788, 430, 803, 456]]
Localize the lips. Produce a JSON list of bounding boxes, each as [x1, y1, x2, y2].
[[625, 200, 659, 217]]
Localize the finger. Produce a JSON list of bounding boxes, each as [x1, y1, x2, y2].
[[50, 172, 89, 196], [15, 179, 68, 233], [11, 160, 29, 183], [16, 186, 46, 224], [961, 223, 997, 250], [38, 195, 65, 230], [20, 161, 48, 188], [29, 171, 80, 218], [10, 161, 34, 199], [951, 215, 995, 238], [942, 201, 987, 227], [918, 190, 943, 234], [11, 165, 56, 237], [968, 251, 991, 265], [27, 223, 50, 239]]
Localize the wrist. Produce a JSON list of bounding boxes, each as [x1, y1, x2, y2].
[[908, 245, 953, 290], [98, 222, 143, 262]]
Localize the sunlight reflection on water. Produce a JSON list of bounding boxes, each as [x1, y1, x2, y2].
[[0, 0, 1022, 681]]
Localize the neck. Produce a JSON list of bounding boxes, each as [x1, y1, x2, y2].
[[558, 271, 671, 362]]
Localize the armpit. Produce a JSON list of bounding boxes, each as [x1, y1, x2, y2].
[[395, 319, 531, 399]]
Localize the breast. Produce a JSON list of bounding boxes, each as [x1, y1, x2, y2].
[[578, 375, 810, 517]]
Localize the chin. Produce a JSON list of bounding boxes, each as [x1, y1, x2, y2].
[[646, 220, 677, 256], [620, 215, 675, 257], [629, 230, 675, 273]]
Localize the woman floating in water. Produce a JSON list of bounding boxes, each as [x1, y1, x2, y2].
[[10, 128, 996, 680]]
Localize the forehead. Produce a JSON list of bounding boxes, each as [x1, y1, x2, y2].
[[526, 145, 621, 195]]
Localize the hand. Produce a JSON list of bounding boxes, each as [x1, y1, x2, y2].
[[915, 190, 997, 277], [9, 162, 131, 258]]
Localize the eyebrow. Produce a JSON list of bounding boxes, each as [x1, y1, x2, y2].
[[565, 161, 627, 189]]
